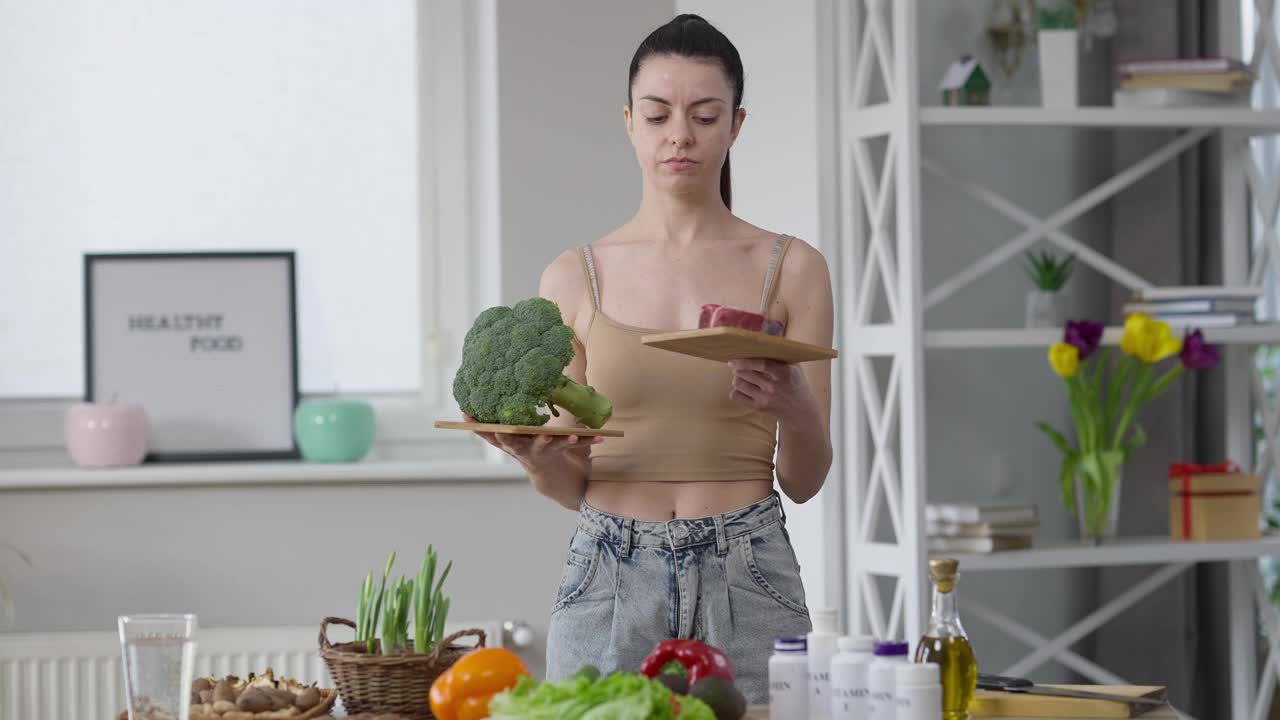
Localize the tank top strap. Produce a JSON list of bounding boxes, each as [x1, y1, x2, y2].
[[579, 244, 601, 311], [759, 234, 794, 313]]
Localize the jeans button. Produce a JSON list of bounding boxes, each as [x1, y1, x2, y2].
[[672, 524, 689, 540]]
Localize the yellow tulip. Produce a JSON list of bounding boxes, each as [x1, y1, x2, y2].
[[1149, 326, 1182, 362], [1120, 313, 1182, 363], [1049, 342, 1080, 378], [1120, 313, 1148, 357]]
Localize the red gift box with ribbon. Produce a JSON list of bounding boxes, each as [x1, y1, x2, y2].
[[1168, 462, 1261, 541]]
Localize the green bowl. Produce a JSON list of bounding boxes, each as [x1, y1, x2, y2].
[[293, 399, 376, 462]]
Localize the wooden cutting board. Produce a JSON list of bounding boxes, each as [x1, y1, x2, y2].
[[434, 420, 624, 437], [640, 327, 839, 363], [969, 685, 1170, 718]]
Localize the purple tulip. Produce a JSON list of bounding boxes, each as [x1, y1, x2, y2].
[[1064, 320, 1104, 359], [1179, 330, 1219, 370]]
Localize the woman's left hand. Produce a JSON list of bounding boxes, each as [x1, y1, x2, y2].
[[728, 359, 816, 423]]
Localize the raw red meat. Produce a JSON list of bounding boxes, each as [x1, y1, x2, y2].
[[699, 303, 720, 328], [697, 304, 785, 336]]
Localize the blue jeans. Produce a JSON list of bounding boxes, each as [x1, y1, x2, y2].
[[545, 493, 812, 705]]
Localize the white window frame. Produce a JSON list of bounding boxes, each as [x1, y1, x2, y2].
[[0, 0, 504, 466]]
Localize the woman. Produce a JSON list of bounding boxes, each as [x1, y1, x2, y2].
[[470, 14, 833, 704]]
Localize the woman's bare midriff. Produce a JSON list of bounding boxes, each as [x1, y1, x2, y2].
[[583, 479, 775, 521]]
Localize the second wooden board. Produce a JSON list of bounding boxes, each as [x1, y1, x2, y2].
[[641, 327, 838, 363], [969, 686, 1169, 718], [434, 420, 624, 437]]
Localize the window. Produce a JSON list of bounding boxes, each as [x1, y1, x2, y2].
[[0, 0, 423, 398]]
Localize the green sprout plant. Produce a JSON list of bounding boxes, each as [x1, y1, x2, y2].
[[413, 544, 452, 656], [356, 552, 396, 654], [356, 546, 453, 655], [380, 576, 413, 654], [1039, 2, 1079, 30], [1024, 250, 1076, 292]]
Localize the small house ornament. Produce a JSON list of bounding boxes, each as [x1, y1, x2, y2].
[[939, 55, 992, 106]]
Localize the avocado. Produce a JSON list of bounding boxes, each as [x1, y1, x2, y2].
[[654, 672, 690, 695], [688, 676, 747, 720], [573, 664, 601, 682]]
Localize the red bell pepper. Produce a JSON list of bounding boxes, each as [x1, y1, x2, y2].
[[639, 639, 735, 685]]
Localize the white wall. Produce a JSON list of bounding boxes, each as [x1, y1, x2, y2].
[[0, 480, 573, 679], [673, 0, 833, 612], [496, 0, 675, 303]]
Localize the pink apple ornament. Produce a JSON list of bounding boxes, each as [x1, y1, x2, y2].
[[64, 401, 150, 468]]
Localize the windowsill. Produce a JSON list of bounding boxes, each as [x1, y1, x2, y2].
[[0, 458, 528, 491]]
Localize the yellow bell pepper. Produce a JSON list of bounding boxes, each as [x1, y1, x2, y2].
[[429, 647, 530, 720], [1048, 342, 1080, 379]]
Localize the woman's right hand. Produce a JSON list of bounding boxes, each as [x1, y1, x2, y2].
[[465, 413, 601, 473]]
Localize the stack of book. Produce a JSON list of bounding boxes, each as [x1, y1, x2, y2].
[[1124, 286, 1261, 328], [926, 501, 1038, 553], [1113, 57, 1253, 108]]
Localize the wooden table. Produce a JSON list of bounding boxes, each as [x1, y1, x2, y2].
[[744, 701, 1183, 718]]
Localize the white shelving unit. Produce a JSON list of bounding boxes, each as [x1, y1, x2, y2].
[[831, 3, 1280, 719], [921, 106, 1280, 130], [927, 324, 1280, 349], [951, 535, 1280, 573], [0, 459, 527, 490]]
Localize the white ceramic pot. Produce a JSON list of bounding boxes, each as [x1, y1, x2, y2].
[[1025, 290, 1064, 328], [1038, 29, 1079, 109]]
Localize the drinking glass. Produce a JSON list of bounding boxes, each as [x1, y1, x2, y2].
[[118, 614, 197, 720]]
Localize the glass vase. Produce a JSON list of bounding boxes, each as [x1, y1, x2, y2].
[[1074, 463, 1121, 544]]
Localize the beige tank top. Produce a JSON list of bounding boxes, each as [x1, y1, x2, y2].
[[579, 236, 793, 483]]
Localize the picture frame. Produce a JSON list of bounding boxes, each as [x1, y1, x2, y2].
[[84, 251, 300, 462]]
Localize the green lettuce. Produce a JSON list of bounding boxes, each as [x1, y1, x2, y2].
[[487, 672, 716, 720]]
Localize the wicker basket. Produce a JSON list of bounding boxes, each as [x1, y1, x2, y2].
[[318, 617, 485, 719]]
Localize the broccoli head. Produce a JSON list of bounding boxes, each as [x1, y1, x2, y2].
[[452, 297, 613, 428]]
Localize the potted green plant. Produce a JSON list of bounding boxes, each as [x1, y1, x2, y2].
[[1024, 250, 1074, 328], [1037, 1, 1080, 108], [1036, 315, 1220, 543]]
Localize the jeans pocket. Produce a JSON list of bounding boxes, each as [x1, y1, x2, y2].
[[738, 523, 809, 617], [552, 530, 601, 613]]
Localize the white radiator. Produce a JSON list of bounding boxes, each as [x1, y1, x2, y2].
[[0, 620, 504, 720]]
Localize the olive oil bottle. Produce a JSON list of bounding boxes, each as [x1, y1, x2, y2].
[[914, 557, 977, 720]]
